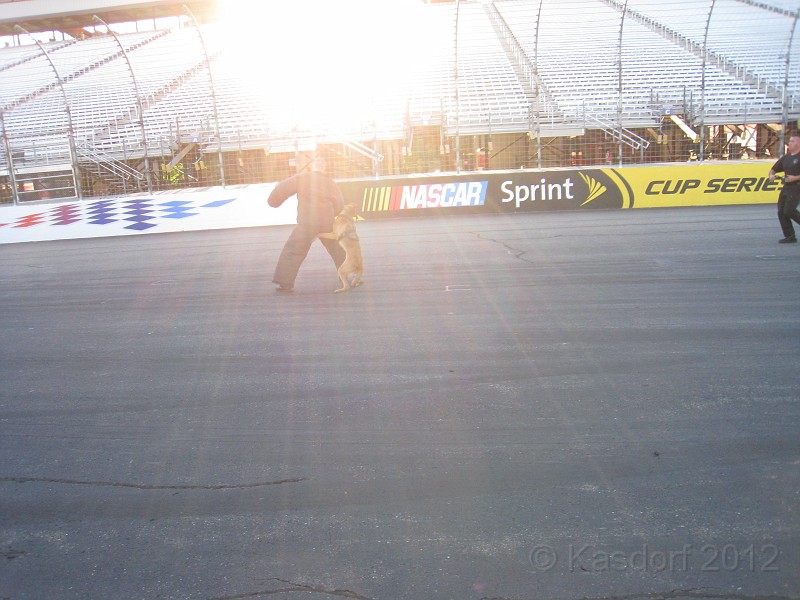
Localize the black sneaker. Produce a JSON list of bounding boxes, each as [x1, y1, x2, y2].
[[778, 235, 797, 244]]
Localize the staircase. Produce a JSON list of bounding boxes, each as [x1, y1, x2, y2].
[[77, 143, 147, 195], [88, 48, 223, 151], [583, 113, 650, 152], [0, 39, 77, 74], [323, 139, 384, 177], [482, 2, 564, 128], [0, 30, 170, 114]]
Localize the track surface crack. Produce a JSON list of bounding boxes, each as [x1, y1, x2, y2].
[[473, 231, 533, 263], [210, 578, 376, 599], [0, 476, 306, 490]]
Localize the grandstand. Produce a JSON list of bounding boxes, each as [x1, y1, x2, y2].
[[0, 0, 798, 204]]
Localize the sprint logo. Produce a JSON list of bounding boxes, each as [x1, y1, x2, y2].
[[500, 177, 576, 208], [579, 173, 607, 205]]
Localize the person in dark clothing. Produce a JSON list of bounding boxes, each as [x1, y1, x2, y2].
[[268, 157, 346, 292], [769, 131, 800, 244]]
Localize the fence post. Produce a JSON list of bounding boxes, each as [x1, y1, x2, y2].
[[699, 0, 717, 162], [454, 0, 461, 174], [617, 0, 628, 168], [1, 111, 20, 205], [781, 7, 800, 149], [14, 24, 82, 200], [183, 5, 226, 188], [92, 15, 152, 193]]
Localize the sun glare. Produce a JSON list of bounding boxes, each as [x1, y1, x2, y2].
[[217, 0, 427, 133]]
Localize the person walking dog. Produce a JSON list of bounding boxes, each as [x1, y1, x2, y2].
[[268, 157, 346, 292]]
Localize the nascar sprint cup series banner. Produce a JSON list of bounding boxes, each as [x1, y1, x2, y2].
[[339, 161, 779, 218]]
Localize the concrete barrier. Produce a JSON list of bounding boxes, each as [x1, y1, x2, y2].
[[339, 160, 779, 218], [0, 161, 780, 245]]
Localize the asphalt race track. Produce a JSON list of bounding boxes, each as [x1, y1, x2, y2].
[[1, 205, 798, 600]]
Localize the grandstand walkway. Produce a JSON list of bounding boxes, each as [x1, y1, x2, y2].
[[0, 205, 798, 600]]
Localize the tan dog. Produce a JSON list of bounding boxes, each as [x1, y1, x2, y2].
[[319, 204, 363, 293]]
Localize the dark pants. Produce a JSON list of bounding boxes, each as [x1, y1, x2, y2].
[[777, 190, 800, 238], [273, 224, 345, 288]]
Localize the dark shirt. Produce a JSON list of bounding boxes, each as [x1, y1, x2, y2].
[[268, 171, 344, 230], [772, 151, 800, 187]]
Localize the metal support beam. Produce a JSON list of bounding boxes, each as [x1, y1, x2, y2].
[[670, 114, 699, 142]]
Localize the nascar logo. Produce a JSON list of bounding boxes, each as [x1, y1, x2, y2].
[[361, 181, 487, 211]]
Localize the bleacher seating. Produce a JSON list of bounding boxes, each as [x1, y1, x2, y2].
[[623, 0, 799, 110], [0, 0, 798, 172], [494, 0, 788, 127]]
